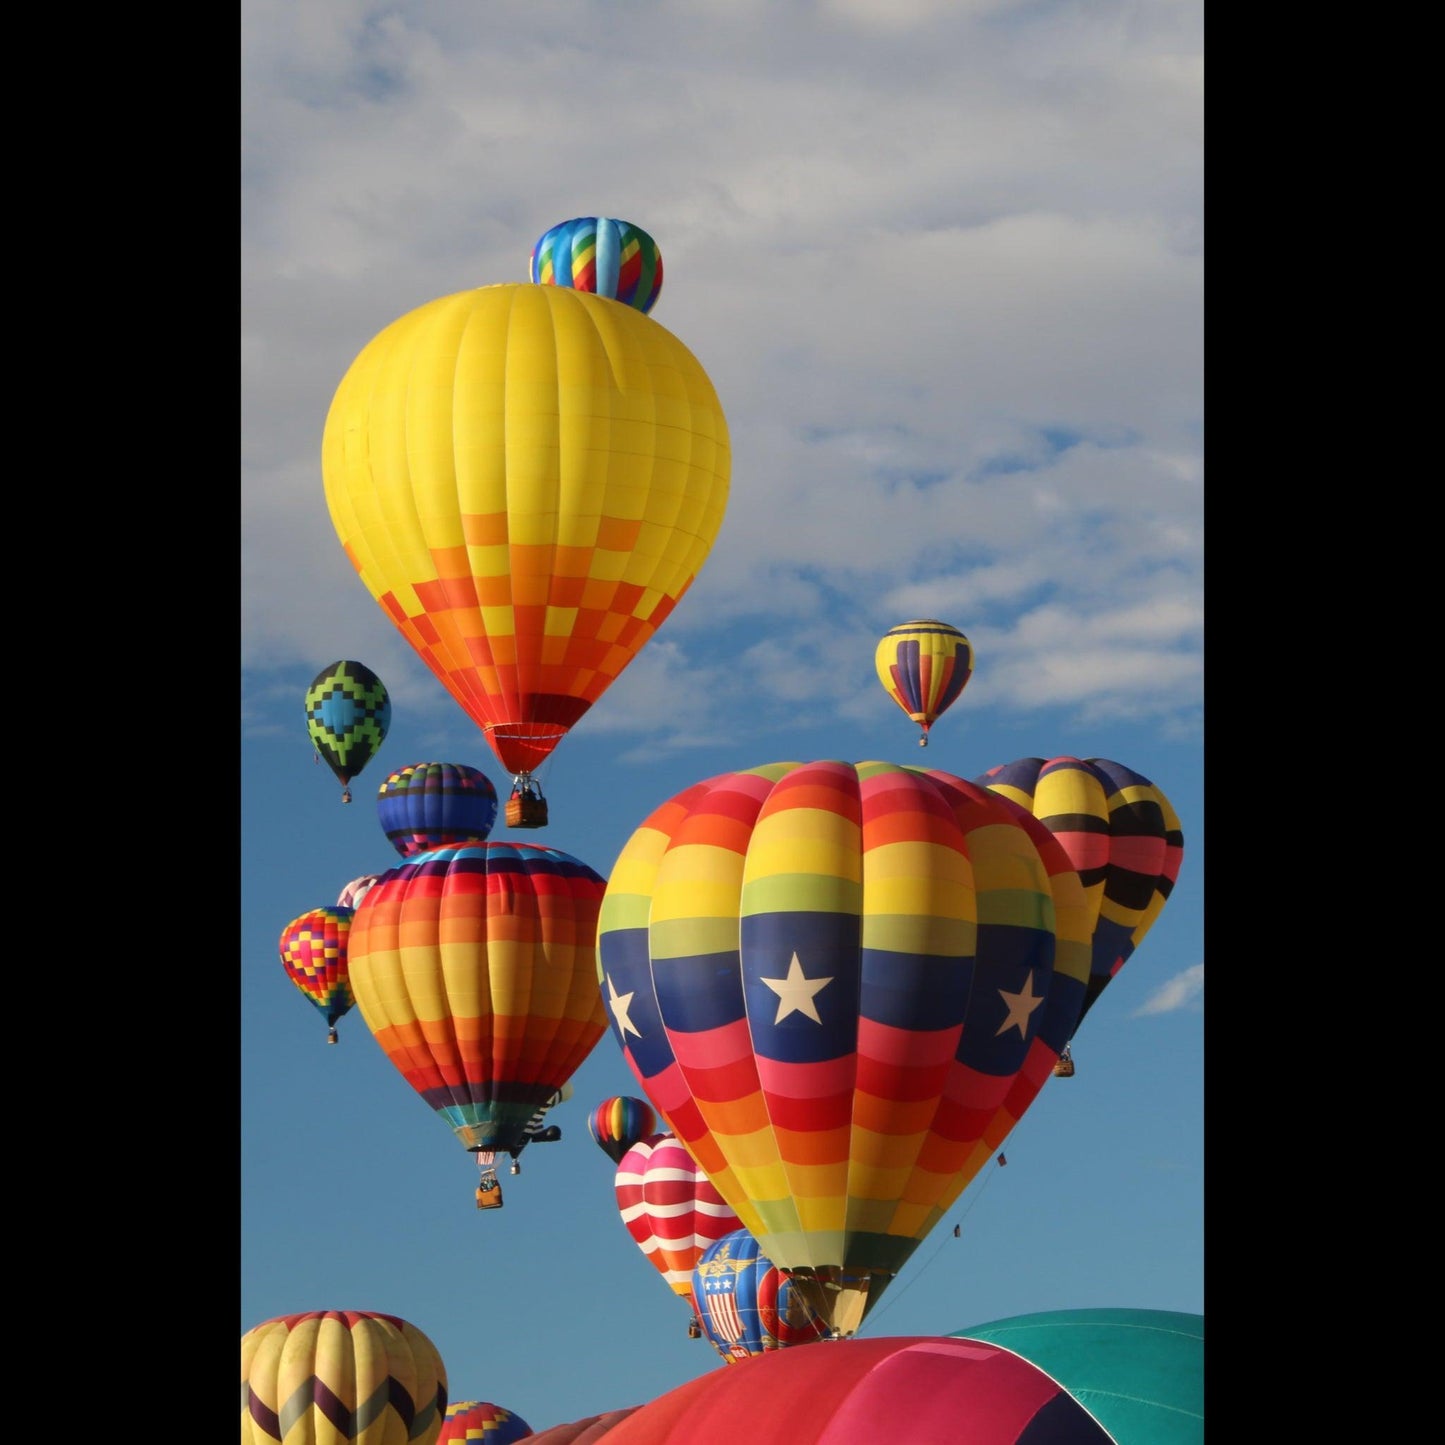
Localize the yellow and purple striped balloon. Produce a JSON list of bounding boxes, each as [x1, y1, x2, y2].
[[596, 760, 1087, 1337], [874, 620, 973, 746]]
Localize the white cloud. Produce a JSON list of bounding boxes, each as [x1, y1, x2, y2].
[[1131, 963, 1204, 1017], [241, 0, 1202, 756]]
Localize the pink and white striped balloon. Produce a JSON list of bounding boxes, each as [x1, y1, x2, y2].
[[615, 1132, 741, 1314]]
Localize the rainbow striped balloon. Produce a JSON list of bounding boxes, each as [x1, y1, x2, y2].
[[530, 216, 664, 314], [349, 841, 609, 1160], [597, 760, 1091, 1337]]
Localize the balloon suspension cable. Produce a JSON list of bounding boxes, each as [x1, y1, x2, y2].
[[851, 1152, 1009, 1335]]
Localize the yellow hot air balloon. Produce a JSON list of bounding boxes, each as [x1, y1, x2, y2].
[[241, 1309, 447, 1444], [321, 283, 731, 819]]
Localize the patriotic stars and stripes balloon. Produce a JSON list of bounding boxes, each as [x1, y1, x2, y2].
[[597, 758, 1094, 1337], [692, 1228, 829, 1362]]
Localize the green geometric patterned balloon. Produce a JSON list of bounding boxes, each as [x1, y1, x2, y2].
[[303, 659, 392, 803]]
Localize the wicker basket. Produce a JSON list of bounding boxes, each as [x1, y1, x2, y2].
[[506, 790, 548, 829]]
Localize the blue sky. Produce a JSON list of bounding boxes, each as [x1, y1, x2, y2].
[[241, 1, 1202, 1432]]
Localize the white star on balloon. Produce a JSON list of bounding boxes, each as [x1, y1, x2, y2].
[[606, 973, 641, 1038], [995, 969, 1044, 1039], [761, 952, 832, 1024]]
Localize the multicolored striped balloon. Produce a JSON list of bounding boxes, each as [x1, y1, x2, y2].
[[874, 620, 973, 747], [278, 905, 356, 1044], [375, 761, 499, 858], [973, 756, 1184, 1035], [615, 1132, 741, 1320], [597, 760, 1086, 1337], [348, 841, 609, 1165], [530, 216, 663, 314], [241, 1309, 448, 1445], [586, 1095, 658, 1165], [438, 1399, 533, 1444], [692, 1228, 829, 1362]]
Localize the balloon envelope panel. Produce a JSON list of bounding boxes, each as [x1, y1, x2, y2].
[[950, 1308, 1205, 1445], [599, 1335, 1113, 1445]]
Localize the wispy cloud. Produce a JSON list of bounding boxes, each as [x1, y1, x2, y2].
[[1131, 962, 1203, 1017]]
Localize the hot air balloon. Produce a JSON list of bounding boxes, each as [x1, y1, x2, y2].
[[615, 1132, 742, 1336], [527, 1409, 641, 1444], [590, 1335, 1114, 1445], [949, 1308, 1205, 1445], [874, 620, 973, 746], [278, 905, 356, 1044], [347, 839, 609, 1193], [973, 756, 1184, 1075], [438, 1399, 533, 1445], [530, 216, 664, 315], [587, 1095, 658, 1165], [337, 872, 383, 909], [241, 1309, 448, 1445], [304, 659, 392, 802], [596, 759, 1085, 1337], [472, 1079, 576, 1204], [321, 283, 730, 821], [691, 1228, 829, 1362], [376, 761, 499, 858]]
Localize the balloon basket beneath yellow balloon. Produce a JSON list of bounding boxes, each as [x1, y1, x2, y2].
[[786, 1268, 890, 1339]]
